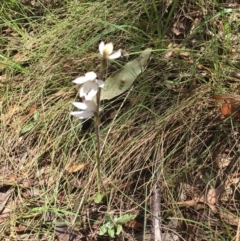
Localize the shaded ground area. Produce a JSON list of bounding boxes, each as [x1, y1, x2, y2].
[[0, 0, 240, 240]]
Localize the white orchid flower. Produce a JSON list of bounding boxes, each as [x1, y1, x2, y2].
[[99, 41, 122, 60], [72, 71, 104, 100], [70, 101, 97, 119]]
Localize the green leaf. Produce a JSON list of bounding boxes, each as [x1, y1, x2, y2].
[[21, 123, 34, 134], [101, 48, 152, 100], [99, 224, 108, 235], [108, 227, 115, 238], [116, 224, 122, 235], [105, 214, 112, 222], [33, 112, 39, 121], [115, 214, 137, 224], [94, 192, 104, 203]]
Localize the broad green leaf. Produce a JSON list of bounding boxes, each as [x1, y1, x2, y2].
[[94, 192, 104, 203], [115, 214, 137, 224], [101, 48, 152, 100], [99, 224, 108, 235], [108, 227, 115, 238], [116, 224, 122, 235]]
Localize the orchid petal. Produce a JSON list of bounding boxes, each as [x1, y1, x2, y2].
[[72, 102, 88, 110], [99, 41, 105, 55], [72, 76, 88, 84], [85, 101, 97, 112], [103, 42, 113, 56], [99, 41, 121, 59], [79, 82, 98, 100], [85, 71, 97, 81], [96, 79, 104, 88], [108, 49, 122, 60], [70, 111, 94, 119]]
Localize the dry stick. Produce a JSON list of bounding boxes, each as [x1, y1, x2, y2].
[[152, 144, 163, 241], [152, 180, 162, 241], [236, 218, 240, 241]]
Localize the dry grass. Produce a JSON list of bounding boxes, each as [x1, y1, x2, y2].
[[0, 0, 240, 240]]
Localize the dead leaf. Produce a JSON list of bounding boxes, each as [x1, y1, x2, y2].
[[66, 163, 87, 173], [3, 27, 13, 35], [201, 185, 225, 212], [220, 209, 240, 226], [180, 51, 190, 57], [0, 174, 17, 186], [0, 189, 13, 212], [220, 103, 233, 117], [63, 58, 74, 68], [212, 94, 240, 103], [176, 198, 198, 207], [0, 211, 11, 224], [228, 173, 240, 185], [15, 225, 28, 232], [164, 51, 173, 58], [3, 103, 21, 122], [21, 104, 37, 123], [229, 71, 240, 80], [12, 53, 30, 63], [215, 153, 232, 169], [171, 19, 190, 37], [212, 94, 240, 119], [0, 189, 13, 224], [0, 74, 7, 83], [124, 220, 143, 228], [177, 185, 225, 212], [204, 188, 219, 206], [55, 226, 81, 241], [165, 83, 190, 93], [0, 174, 32, 188]]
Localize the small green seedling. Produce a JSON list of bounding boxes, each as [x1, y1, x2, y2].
[[99, 213, 137, 238]]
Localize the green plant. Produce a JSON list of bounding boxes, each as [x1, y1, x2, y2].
[[99, 214, 136, 238]]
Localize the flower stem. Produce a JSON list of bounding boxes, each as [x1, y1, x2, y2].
[[95, 60, 107, 194]]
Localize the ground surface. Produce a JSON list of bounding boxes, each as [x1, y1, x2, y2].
[[0, 0, 240, 240]]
